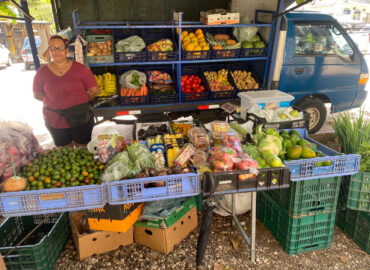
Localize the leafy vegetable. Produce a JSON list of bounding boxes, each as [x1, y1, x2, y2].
[[332, 110, 370, 154], [127, 142, 155, 170], [358, 142, 370, 172], [131, 73, 143, 88], [258, 135, 283, 156]]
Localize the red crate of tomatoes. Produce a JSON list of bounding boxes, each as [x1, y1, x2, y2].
[[181, 66, 208, 102]]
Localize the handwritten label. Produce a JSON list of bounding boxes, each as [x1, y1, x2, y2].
[[40, 193, 65, 201]]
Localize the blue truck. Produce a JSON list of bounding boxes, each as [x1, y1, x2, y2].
[[28, 0, 368, 133]]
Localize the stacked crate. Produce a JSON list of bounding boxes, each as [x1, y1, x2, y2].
[[336, 174, 370, 254], [257, 177, 341, 255]]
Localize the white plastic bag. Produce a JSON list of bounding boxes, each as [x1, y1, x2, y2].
[[214, 193, 251, 216], [233, 16, 259, 42], [119, 70, 146, 89]]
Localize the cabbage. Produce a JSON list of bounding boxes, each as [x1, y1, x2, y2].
[[258, 135, 282, 156]]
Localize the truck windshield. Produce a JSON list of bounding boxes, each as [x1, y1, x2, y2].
[[295, 23, 353, 61]]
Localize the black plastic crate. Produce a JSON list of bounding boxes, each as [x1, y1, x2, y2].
[[176, 28, 211, 60], [202, 65, 236, 100], [181, 66, 208, 102], [227, 64, 262, 92], [246, 106, 310, 130], [204, 28, 240, 59], [239, 35, 268, 58], [113, 29, 146, 62], [202, 171, 238, 194], [144, 29, 178, 61], [238, 167, 290, 191], [116, 68, 150, 106], [146, 66, 178, 104]]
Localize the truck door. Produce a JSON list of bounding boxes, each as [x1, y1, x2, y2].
[[284, 21, 361, 113]]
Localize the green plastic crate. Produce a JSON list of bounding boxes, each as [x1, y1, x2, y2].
[[336, 207, 370, 254], [257, 192, 335, 255], [195, 193, 203, 212], [346, 172, 370, 212], [266, 177, 341, 217], [0, 213, 70, 270], [85, 34, 114, 64]]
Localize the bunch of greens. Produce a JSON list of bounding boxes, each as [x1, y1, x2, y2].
[[358, 142, 370, 172], [332, 110, 370, 154]]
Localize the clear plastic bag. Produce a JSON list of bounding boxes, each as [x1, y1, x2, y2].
[[0, 121, 42, 180], [233, 16, 258, 42], [140, 198, 186, 219], [119, 70, 147, 89], [96, 134, 125, 164], [102, 151, 139, 182], [115, 35, 145, 52]]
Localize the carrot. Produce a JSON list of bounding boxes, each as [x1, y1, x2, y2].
[[143, 85, 148, 96], [139, 86, 144, 96], [127, 88, 133, 96]]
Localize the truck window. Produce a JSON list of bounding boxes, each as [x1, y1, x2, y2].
[[294, 23, 353, 61]]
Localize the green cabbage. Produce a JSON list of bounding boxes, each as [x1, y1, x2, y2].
[[258, 135, 282, 156]]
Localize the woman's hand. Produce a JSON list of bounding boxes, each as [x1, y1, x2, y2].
[[87, 86, 99, 101]]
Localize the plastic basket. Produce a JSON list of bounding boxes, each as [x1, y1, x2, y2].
[[106, 172, 201, 204], [144, 29, 178, 61], [117, 68, 150, 106], [202, 167, 290, 195], [266, 177, 341, 217], [246, 106, 310, 130], [85, 34, 114, 64], [0, 184, 106, 217], [336, 207, 370, 254], [113, 29, 146, 62], [227, 64, 262, 93], [202, 65, 236, 100], [181, 66, 208, 102], [176, 28, 211, 60], [146, 66, 179, 104], [0, 213, 70, 270], [346, 171, 370, 212], [281, 128, 361, 181], [205, 29, 240, 59], [257, 192, 335, 255], [240, 35, 268, 58]]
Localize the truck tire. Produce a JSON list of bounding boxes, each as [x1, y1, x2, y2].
[[294, 97, 327, 134], [25, 63, 31, 70]]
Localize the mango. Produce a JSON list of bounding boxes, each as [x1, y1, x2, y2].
[[301, 147, 316, 159], [289, 130, 302, 139], [287, 145, 302, 160], [283, 140, 293, 151]]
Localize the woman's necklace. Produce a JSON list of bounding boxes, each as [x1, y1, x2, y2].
[[53, 61, 70, 75]]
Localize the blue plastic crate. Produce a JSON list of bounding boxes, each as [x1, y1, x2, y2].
[[113, 29, 146, 62], [281, 128, 360, 181], [181, 66, 208, 102], [146, 66, 178, 104], [106, 172, 201, 204], [116, 67, 150, 106], [144, 29, 178, 61], [239, 35, 268, 58], [227, 64, 262, 92], [202, 65, 236, 100], [0, 185, 106, 217]]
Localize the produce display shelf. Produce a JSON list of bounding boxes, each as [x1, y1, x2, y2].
[[0, 213, 70, 270], [257, 192, 335, 255], [0, 184, 106, 217], [346, 171, 370, 212], [281, 128, 360, 181], [266, 177, 341, 217], [336, 207, 370, 254], [105, 172, 201, 204]]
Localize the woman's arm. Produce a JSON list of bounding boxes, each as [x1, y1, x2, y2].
[[87, 85, 99, 101], [33, 91, 44, 101]]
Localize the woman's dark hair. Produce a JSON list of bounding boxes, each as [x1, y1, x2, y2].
[[49, 35, 68, 47]]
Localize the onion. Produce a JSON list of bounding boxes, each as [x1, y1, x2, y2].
[[2, 176, 27, 192]]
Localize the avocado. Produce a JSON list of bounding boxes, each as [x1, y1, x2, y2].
[[287, 145, 302, 160], [301, 147, 317, 159], [298, 139, 311, 149], [283, 140, 293, 151], [280, 130, 289, 137], [289, 134, 301, 146], [289, 130, 302, 139]]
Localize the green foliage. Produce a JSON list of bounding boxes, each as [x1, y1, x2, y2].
[[27, 0, 53, 23], [358, 142, 370, 172]]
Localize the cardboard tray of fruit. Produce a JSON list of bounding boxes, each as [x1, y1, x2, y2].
[[281, 128, 361, 181], [246, 106, 310, 130]]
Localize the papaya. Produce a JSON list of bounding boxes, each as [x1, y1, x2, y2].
[[301, 147, 316, 159]]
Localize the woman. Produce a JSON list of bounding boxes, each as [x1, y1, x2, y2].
[[33, 35, 99, 147]]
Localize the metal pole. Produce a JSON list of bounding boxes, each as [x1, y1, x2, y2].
[[231, 193, 236, 226], [251, 191, 257, 262], [50, 0, 60, 32], [21, 0, 40, 70]]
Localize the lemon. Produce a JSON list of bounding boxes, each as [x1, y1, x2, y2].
[[182, 31, 188, 36], [196, 33, 204, 39]]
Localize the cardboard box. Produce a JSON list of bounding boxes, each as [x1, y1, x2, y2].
[[0, 253, 6, 270], [200, 9, 240, 25], [87, 203, 143, 233], [134, 207, 198, 254], [135, 197, 196, 229], [70, 212, 134, 260]]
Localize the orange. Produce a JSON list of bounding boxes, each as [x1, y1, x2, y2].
[[182, 41, 190, 49], [199, 41, 207, 47], [189, 33, 195, 38], [182, 31, 188, 36], [202, 45, 210, 51], [190, 37, 198, 43], [182, 36, 190, 43], [185, 43, 195, 51], [194, 45, 202, 51], [196, 33, 204, 39], [195, 29, 203, 35], [198, 38, 206, 43]]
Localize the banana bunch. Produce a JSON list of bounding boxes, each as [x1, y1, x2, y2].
[[94, 72, 117, 96]]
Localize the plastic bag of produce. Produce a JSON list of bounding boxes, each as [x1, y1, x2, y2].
[[119, 70, 147, 89], [140, 198, 186, 219], [102, 151, 139, 182], [0, 121, 42, 181], [147, 39, 174, 52], [209, 147, 237, 172], [233, 16, 258, 42], [96, 134, 126, 164], [188, 127, 210, 152], [127, 142, 155, 170], [115, 35, 145, 52]]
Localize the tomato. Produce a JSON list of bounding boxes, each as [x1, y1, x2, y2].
[[192, 83, 198, 89], [185, 86, 192, 93], [200, 85, 205, 92]]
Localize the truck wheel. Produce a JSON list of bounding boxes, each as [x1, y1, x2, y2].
[[294, 97, 327, 134], [25, 63, 31, 70]]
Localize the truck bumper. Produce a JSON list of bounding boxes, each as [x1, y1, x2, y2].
[[351, 90, 368, 109]]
